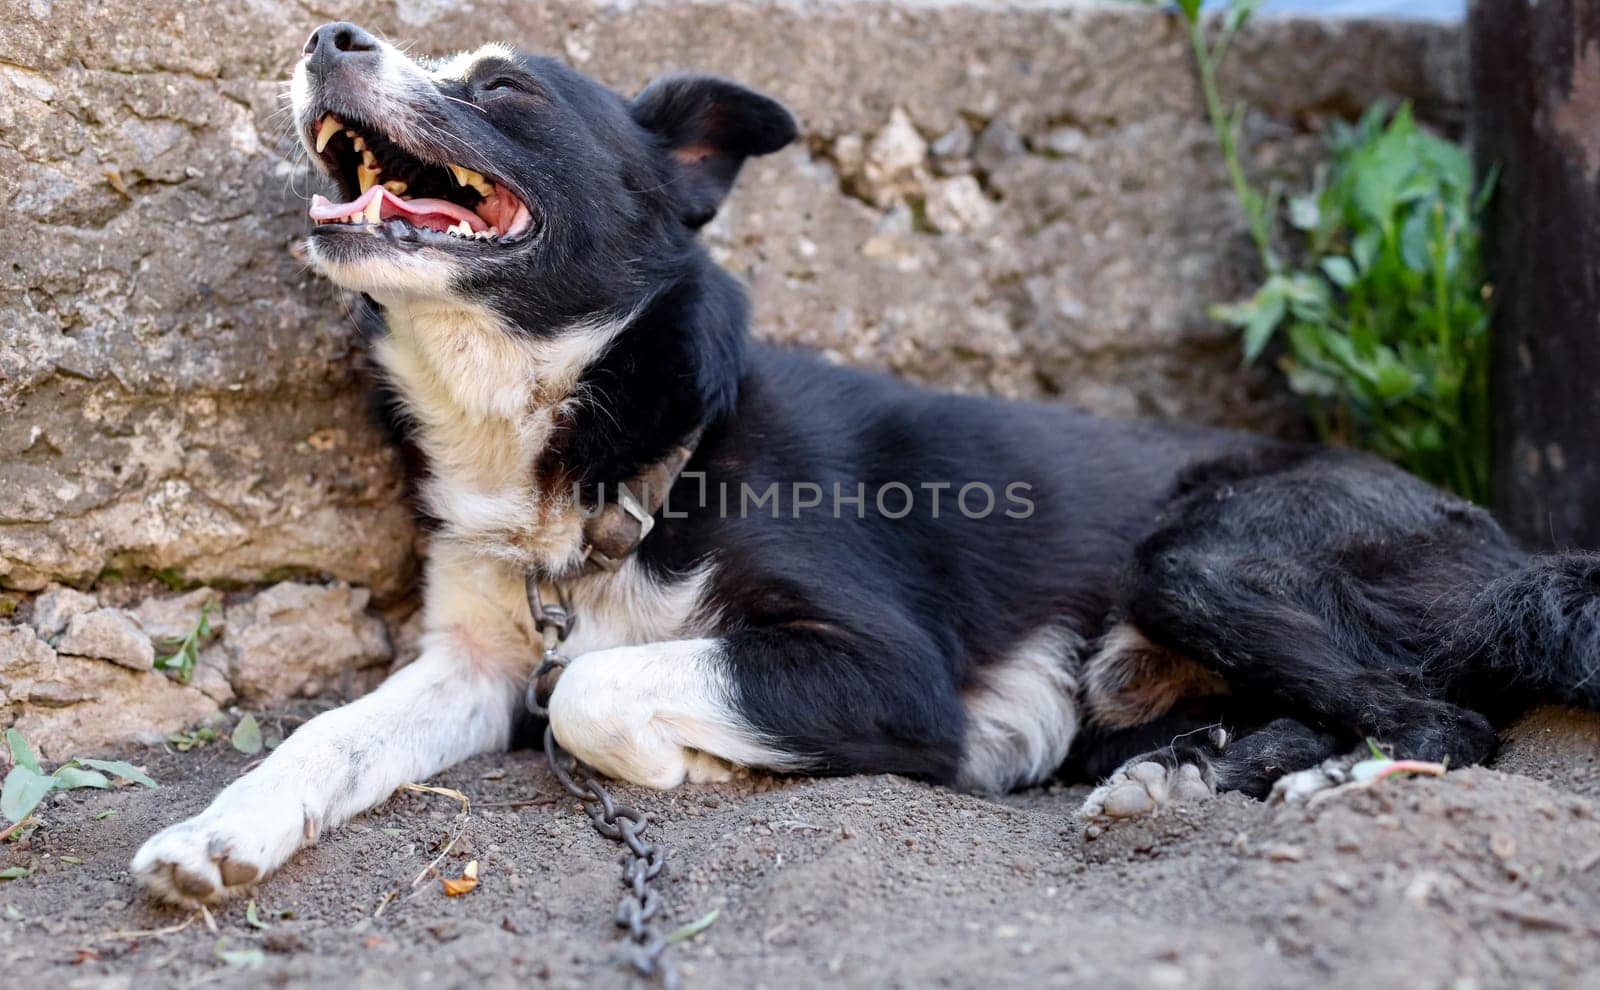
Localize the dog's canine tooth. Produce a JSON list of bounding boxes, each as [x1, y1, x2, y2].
[[358, 164, 382, 194], [383, 180, 408, 194], [314, 116, 342, 154], [363, 192, 384, 223], [448, 164, 495, 198], [351, 133, 367, 153]]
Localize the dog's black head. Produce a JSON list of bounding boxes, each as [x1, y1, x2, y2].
[[291, 21, 796, 326]]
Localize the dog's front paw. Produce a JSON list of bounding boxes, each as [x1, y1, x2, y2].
[[132, 797, 309, 906]]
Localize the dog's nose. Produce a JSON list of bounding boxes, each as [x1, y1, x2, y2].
[[302, 21, 378, 75]]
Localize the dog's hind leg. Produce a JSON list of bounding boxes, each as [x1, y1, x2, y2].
[[132, 544, 533, 905], [1123, 545, 1500, 769]]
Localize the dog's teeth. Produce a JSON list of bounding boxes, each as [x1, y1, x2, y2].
[[351, 134, 367, 152], [358, 163, 382, 193], [383, 180, 408, 194], [314, 116, 342, 153], [364, 192, 384, 223], [446, 220, 474, 237], [448, 164, 494, 198]]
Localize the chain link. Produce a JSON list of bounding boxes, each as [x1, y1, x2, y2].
[[526, 579, 682, 989], [542, 725, 680, 989]]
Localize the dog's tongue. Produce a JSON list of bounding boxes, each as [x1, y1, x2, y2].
[[309, 185, 487, 233]]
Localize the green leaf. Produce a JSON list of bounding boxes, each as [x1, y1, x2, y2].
[[1175, 0, 1203, 22], [59, 855, 82, 864], [1, 766, 55, 824], [665, 907, 721, 945], [214, 939, 266, 968], [1352, 229, 1382, 272], [1399, 210, 1432, 273], [0, 866, 29, 880], [1288, 193, 1320, 232], [73, 759, 158, 790], [246, 899, 271, 930], [231, 715, 264, 757], [1369, 349, 1419, 400], [5, 730, 41, 775], [1241, 289, 1287, 364], [1320, 256, 1358, 289], [50, 767, 110, 791], [94, 809, 118, 821]]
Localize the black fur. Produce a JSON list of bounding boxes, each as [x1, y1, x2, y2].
[[320, 34, 1600, 794]]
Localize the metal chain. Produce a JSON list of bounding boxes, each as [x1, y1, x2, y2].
[[525, 579, 682, 990]]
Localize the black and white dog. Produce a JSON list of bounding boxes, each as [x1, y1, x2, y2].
[[133, 23, 1600, 903]]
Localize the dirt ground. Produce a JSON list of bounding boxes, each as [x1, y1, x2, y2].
[[3, 705, 1599, 990]]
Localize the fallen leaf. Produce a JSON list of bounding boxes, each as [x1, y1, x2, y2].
[[399, 782, 469, 814], [231, 715, 263, 756], [3, 765, 55, 824], [105, 168, 129, 197], [666, 907, 721, 944], [245, 899, 270, 930], [50, 766, 110, 791], [74, 758, 158, 789], [94, 810, 118, 821], [441, 859, 479, 896], [214, 938, 265, 968], [0, 867, 29, 880], [5, 730, 41, 773], [60, 855, 83, 864]]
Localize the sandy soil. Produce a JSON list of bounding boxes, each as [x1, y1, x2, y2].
[[3, 705, 1599, 989]]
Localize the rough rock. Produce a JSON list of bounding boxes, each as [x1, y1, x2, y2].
[[0, 1, 1461, 599], [29, 584, 97, 639], [0, 622, 217, 760], [131, 587, 225, 645], [55, 608, 155, 671], [223, 582, 391, 703]]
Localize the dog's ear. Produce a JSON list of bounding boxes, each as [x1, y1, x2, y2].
[[631, 74, 797, 228]]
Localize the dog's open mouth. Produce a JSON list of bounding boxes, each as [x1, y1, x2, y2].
[[307, 114, 534, 243]]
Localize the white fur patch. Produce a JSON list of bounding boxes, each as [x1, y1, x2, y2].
[[549, 637, 801, 789], [371, 298, 632, 572], [957, 626, 1083, 793], [428, 43, 517, 83]]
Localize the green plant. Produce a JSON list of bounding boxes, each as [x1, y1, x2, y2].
[[1158, 0, 1494, 503], [153, 596, 218, 684], [2, 729, 158, 836]]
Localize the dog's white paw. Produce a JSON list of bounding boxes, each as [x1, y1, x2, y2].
[[1077, 759, 1216, 821], [132, 794, 309, 906], [1269, 750, 1364, 805]]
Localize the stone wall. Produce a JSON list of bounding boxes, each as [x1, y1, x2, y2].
[[0, 1, 1462, 752]]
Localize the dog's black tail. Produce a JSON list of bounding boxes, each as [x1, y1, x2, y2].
[[1438, 552, 1600, 708]]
